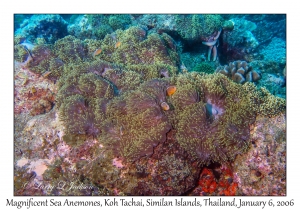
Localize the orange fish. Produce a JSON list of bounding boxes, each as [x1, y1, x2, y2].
[[160, 102, 170, 111], [115, 41, 121, 48], [166, 86, 177, 96], [93, 48, 102, 57]]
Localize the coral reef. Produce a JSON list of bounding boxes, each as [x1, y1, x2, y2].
[[189, 164, 239, 196], [261, 37, 286, 65], [215, 60, 261, 84], [14, 62, 56, 116], [67, 14, 132, 40], [137, 15, 177, 34], [221, 18, 259, 61], [233, 114, 286, 195], [256, 74, 286, 98], [14, 14, 287, 196], [175, 14, 223, 41], [15, 14, 68, 43], [94, 27, 179, 80], [247, 14, 286, 45]]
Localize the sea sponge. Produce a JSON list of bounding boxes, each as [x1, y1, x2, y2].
[[216, 60, 261, 84]]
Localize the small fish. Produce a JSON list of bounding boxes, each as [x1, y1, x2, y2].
[[21, 44, 34, 61], [93, 48, 102, 57], [42, 71, 52, 78], [16, 72, 26, 79], [20, 39, 35, 51], [115, 41, 121, 48], [166, 86, 177, 96], [31, 86, 37, 94], [160, 102, 170, 111], [22, 76, 28, 86]]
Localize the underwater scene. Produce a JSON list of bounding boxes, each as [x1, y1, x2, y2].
[[14, 14, 286, 196]]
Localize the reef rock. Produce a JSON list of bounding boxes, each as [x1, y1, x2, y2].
[[15, 14, 68, 43]]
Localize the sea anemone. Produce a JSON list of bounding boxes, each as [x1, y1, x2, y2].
[[174, 73, 258, 165], [59, 95, 97, 136], [101, 79, 172, 161], [169, 73, 200, 110], [53, 35, 86, 63]]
